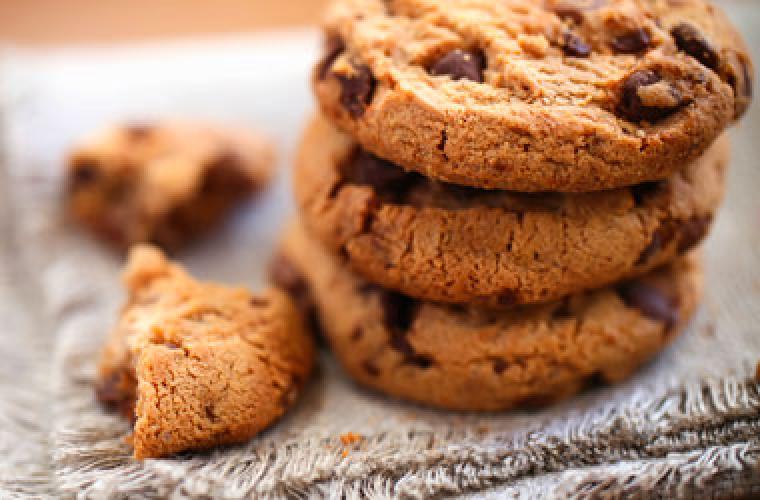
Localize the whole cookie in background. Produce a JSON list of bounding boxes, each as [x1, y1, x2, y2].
[[295, 115, 727, 308], [96, 245, 314, 459], [274, 220, 703, 411], [67, 121, 275, 252], [314, 0, 752, 192]]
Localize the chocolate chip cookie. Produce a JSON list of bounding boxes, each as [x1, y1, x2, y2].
[[67, 121, 275, 251], [295, 115, 726, 308], [274, 220, 702, 411], [314, 0, 751, 191], [95, 245, 314, 459]]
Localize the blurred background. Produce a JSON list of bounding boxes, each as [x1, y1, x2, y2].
[[0, 0, 328, 45]]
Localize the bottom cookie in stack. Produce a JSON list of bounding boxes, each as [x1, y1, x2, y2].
[[273, 221, 703, 411]]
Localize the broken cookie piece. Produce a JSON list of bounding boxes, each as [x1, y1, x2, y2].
[[67, 121, 275, 251], [95, 245, 313, 459]]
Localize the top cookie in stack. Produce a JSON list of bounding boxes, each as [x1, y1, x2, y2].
[[312, 0, 751, 192], [281, 0, 753, 410]]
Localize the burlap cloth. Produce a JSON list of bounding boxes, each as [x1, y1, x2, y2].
[[1, 10, 759, 498]]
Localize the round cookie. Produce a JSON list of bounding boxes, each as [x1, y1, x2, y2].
[[295, 115, 726, 308], [313, 0, 751, 192], [274, 221, 703, 411], [96, 245, 314, 459]]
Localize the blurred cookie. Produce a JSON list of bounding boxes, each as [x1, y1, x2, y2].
[[67, 121, 275, 251], [314, 0, 751, 191], [295, 115, 726, 308], [96, 245, 313, 459]]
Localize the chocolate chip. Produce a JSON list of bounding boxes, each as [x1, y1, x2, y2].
[[204, 404, 218, 422], [317, 36, 345, 80], [437, 129, 447, 152], [71, 160, 99, 187], [125, 124, 153, 140], [362, 359, 381, 376], [335, 64, 376, 118], [677, 215, 711, 253], [492, 358, 508, 374], [250, 296, 270, 308], [379, 291, 432, 368], [430, 49, 485, 83], [551, 298, 573, 319], [553, 6, 585, 25], [630, 181, 663, 206], [617, 281, 679, 328], [201, 151, 252, 195], [497, 289, 518, 307], [269, 254, 311, 310], [551, 0, 605, 24], [671, 22, 719, 70], [96, 370, 137, 422], [350, 327, 363, 341], [721, 51, 753, 118], [164, 342, 181, 350], [381, 291, 417, 334], [610, 28, 650, 54], [635, 218, 678, 265], [617, 70, 683, 123], [350, 149, 408, 191], [562, 31, 591, 57]]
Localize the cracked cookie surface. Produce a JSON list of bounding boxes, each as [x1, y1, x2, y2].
[[295, 115, 726, 308], [275, 220, 702, 411], [67, 121, 275, 251], [95, 245, 314, 459], [314, 0, 751, 191]]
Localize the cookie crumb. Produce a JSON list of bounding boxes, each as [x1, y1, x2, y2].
[[340, 432, 363, 446]]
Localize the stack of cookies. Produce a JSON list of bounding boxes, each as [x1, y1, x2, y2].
[[275, 0, 753, 410]]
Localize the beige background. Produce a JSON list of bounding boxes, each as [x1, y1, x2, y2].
[[0, 0, 327, 46]]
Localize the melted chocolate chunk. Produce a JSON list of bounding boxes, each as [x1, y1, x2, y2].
[[721, 51, 753, 118], [618, 281, 679, 328], [497, 289, 519, 307], [250, 296, 270, 308], [125, 124, 154, 140], [553, 6, 584, 25], [269, 254, 311, 310], [618, 70, 683, 123], [671, 22, 719, 70], [201, 151, 251, 195], [562, 31, 591, 57], [635, 218, 678, 265], [551, 0, 605, 24], [95, 370, 137, 422], [317, 36, 346, 80], [630, 181, 664, 206], [430, 49, 486, 83], [492, 358, 508, 374], [551, 298, 573, 319], [677, 215, 712, 253], [362, 359, 381, 376], [71, 160, 99, 187], [335, 64, 376, 118], [379, 290, 432, 368], [342, 149, 423, 202], [610, 28, 650, 54]]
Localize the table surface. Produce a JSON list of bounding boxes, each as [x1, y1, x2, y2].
[[0, 0, 327, 46]]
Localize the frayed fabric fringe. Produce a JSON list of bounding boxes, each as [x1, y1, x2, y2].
[[47, 375, 760, 499]]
